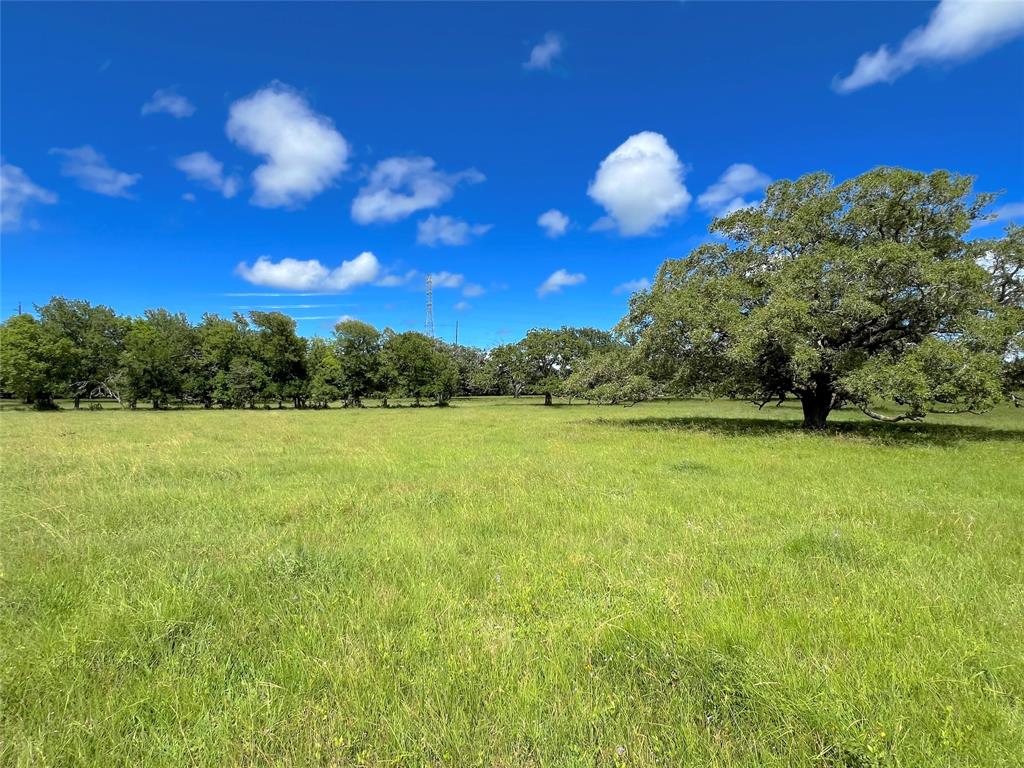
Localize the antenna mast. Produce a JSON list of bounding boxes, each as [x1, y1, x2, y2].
[[425, 274, 435, 339]]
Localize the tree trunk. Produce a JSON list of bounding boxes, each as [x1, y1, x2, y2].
[[800, 389, 832, 430], [544, 392, 553, 406], [74, 395, 81, 409]]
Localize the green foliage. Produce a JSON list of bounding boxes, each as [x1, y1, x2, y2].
[[306, 337, 342, 408], [333, 319, 382, 405], [249, 311, 307, 407], [0, 314, 74, 408], [624, 167, 1011, 427], [564, 347, 659, 405], [35, 297, 129, 406], [119, 310, 196, 409]]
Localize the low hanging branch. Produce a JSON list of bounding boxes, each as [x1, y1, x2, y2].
[[857, 405, 922, 423]]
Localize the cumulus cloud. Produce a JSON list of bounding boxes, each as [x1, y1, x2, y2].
[[697, 163, 771, 216], [417, 214, 491, 246], [351, 157, 484, 224], [1, 161, 58, 232], [834, 0, 1024, 93], [462, 283, 485, 298], [537, 208, 570, 238], [50, 145, 141, 198], [538, 268, 586, 297], [524, 32, 563, 70], [587, 131, 689, 236], [226, 82, 349, 208], [612, 277, 651, 295], [236, 251, 381, 292], [174, 151, 241, 198], [141, 88, 195, 118], [454, 301, 471, 312], [181, 192, 196, 202]]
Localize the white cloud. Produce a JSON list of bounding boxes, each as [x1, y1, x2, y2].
[[49, 146, 141, 198], [538, 268, 586, 297], [1, 161, 57, 232], [587, 131, 690, 236], [174, 151, 241, 198], [462, 283, 485, 298], [613, 277, 651, 295], [524, 32, 563, 71], [141, 88, 195, 118], [454, 301, 471, 312], [375, 269, 418, 287], [181, 192, 196, 202], [430, 271, 464, 289], [537, 208, 570, 238], [417, 214, 491, 246], [226, 82, 349, 208], [697, 163, 771, 216], [834, 0, 1024, 93], [351, 157, 484, 224], [974, 201, 1024, 229], [236, 251, 380, 292]]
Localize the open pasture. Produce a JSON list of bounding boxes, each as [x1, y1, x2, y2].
[[1, 398, 1023, 766]]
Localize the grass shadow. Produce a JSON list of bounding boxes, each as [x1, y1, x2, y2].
[[591, 415, 1024, 447]]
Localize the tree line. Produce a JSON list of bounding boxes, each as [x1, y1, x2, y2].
[[1, 168, 1021, 427], [0, 301, 636, 410]]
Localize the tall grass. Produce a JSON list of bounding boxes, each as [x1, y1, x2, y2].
[[1, 398, 1022, 766]]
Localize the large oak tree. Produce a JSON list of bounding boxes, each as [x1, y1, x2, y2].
[[623, 168, 1014, 428]]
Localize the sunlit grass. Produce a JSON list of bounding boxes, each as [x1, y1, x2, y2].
[[2, 397, 1022, 766]]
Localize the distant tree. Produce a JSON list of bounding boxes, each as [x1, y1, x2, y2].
[[190, 313, 252, 408], [0, 314, 75, 408], [225, 356, 271, 409], [119, 309, 195, 409], [439, 342, 489, 395], [519, 327, 616, 405], [623, 168, 1010, 428], [380, 332, 439, 406], [333, 319, 382, 406], [427, 351, 461, 406], [487, 343, 530, 398], [35, 297, 129, 407], [307, 337, 342, 408], [563, 347, 659, 406], [250, 311, 307, 408]]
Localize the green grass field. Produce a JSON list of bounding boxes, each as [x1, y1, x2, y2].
[[1, 398, 1022, 767]]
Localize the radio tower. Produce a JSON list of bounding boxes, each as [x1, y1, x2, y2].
[[424, 274, 435, 338]]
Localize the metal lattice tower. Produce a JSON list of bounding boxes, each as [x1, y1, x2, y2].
[[425, 274, 435, 338]]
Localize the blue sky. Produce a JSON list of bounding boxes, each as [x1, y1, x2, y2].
[[2, 1, 1023, 347]]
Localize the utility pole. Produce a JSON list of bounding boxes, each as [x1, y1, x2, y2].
[[454, 320, 459, 347], [425, 274, 435, 339]]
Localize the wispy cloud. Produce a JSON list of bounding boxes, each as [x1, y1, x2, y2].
[[613, 278, 651, 295], [351, 157, 484, 224], [524, 32, 563, 71], [141, 88, 195, 118], [538, 268, 586, 297], [50, 145, 141, 198], [697, 163, 770, 216], [175, 151, 241, 198], [834, 0, 1024, 93], [537, 208, 570, 238], [417, 214, 491, 246], [1, 160, 57, 232]]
